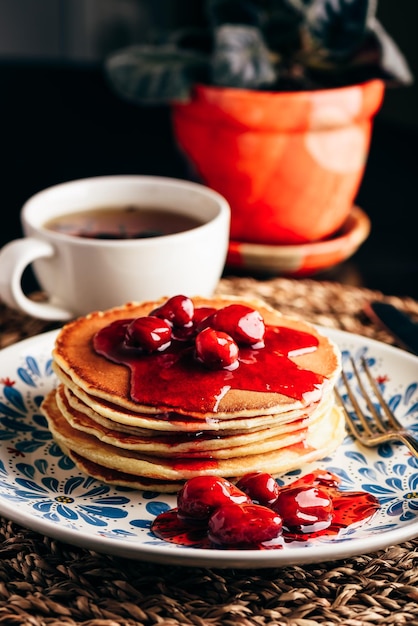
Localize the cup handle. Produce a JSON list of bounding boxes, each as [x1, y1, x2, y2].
[[0, 238, 73, 321]]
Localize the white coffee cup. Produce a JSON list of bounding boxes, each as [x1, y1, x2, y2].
[[0, 175, 230, 321]]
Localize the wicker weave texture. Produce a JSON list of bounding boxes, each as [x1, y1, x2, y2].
[[0, 276, 417, 626]]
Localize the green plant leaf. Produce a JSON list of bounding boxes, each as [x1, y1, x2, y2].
[[105, 45, 209, 104], [211, 25, 277, 88], [305, 0, 371, 56], [104, 0, 413, 99], [366, 19, 414, 85]]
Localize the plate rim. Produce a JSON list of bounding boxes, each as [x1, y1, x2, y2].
[[0, 326, 417, 568]]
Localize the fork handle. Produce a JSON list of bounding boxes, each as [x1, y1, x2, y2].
[[398, 432, 418, 458]]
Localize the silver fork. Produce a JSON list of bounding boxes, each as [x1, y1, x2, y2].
[[335, 356, 418, 458]]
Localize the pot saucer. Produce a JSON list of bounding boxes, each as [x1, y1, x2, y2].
[[226, 206, 370, 277]]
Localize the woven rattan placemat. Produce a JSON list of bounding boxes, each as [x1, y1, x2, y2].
[[1, 276, 418, 626]]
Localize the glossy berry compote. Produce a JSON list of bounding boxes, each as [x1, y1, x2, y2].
[[273, 485, 333, 533], [236, 472, 280, 506], [150, 295, 195, 340], [200, 304, 266, 348], [195, 327, 240, 371], [151, 469, 380, 550], [125, 316, 171, 352], [93, 295, 326, 413], [208, 503, 283, 547], [177, 476, 250, 521]]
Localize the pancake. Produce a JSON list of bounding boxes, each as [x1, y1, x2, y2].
[[42, 294, 345, 492], [51, 296, 341, 417], [55, 383, 335, 457], [42, 388, 345, 488], [57, 365, 325, 433]]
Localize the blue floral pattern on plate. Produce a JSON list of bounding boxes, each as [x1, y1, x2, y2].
[[0, 328, 417, 568]]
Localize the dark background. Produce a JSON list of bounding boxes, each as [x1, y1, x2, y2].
[[0, 1, 417, 299]]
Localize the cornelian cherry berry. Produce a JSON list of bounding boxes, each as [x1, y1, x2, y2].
[[288, 469, 340, 491], [236, 472, 280, 507], [195, 327, 239, 370], [193, 307, 217, 330], [273, 485, 333, 533], [125, 316, 172, 352], [150, 295, 194, 328], [206, 304, 266, 347], [177, 475, 250, 521], [208, 503, 283, 546]]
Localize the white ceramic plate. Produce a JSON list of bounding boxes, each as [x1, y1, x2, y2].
[[0, 328, 417, 568]]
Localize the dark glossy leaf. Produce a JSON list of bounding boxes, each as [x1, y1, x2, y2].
[[212, 25, 277, 88], [367, 20, 414, 85], [305, 0, 371, 55], [263, 4, 305, 56], [105, 45, 210, 104], [104, 0, 413, 98]]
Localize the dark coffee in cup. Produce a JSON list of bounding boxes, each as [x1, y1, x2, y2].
[[44, 206, 203, 240]]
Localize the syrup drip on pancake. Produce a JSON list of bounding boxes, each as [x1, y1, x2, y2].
[[44, 296, 345, 492], [93, 316, 324, 413]]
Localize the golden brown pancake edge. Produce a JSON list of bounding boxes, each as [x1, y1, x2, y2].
[[52, 295, 341, 416]]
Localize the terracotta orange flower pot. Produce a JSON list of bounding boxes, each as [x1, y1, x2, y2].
[[172, 80, 384, 245]]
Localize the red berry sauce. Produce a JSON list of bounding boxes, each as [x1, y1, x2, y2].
[[93, 303, 324, 413], [91, 298, 379, 550], [151, 470, 380, 550]]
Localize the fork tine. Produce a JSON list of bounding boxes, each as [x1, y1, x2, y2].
[[350, 357, 387, 434], [339, 361, 376, 436], [360, 357, 404, 431], [336, 357, 418, 458]]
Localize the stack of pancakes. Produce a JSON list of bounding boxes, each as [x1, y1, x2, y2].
[[41, 296, 345, 493]]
